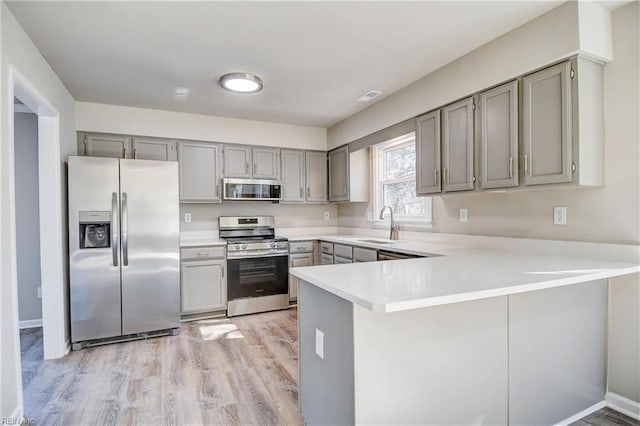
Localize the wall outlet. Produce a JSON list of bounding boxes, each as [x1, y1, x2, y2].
[[459, 208, 468, 223], [553, 206, 567, 225], [324, 211, 330, 221], [315, 328, 324, 359], [184, 212, 191, 223], [37, 287, 42, 299]]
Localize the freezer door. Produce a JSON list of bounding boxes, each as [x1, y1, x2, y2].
[[119, 159, 180, 334], [68, 156, 122, 342]]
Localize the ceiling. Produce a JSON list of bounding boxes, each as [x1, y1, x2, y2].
[[7, 1, 564, 128]]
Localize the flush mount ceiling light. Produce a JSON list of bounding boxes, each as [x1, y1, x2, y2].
[[219, 73, 263, 93]]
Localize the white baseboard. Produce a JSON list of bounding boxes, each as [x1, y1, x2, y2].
[[553, 401, 606, 426], [606, 392, 640, 420], [19, 318, 43, 329]]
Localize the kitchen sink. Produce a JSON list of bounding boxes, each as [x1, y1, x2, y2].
[[358, 239, 395, 245]]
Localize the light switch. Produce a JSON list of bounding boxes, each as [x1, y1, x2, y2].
[[184, 213, 192, 223], [324, 211, 331, 221], [459, 208, 468, 223], [315, 328, 324, 359], [553, 207, 567, 225]]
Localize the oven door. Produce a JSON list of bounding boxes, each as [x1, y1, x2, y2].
[[227, 254, 289, 300]]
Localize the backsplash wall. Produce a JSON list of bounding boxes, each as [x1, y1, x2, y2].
[[180, 202, 338, 232]]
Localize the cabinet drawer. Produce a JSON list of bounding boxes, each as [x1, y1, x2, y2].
[[321, 254, 334, 265], [290, 241, 314, 254], [320, 242, 334, 255], [334, 244, 352, 259], [181, 246, 225, 261], [290, 253, 314, 267], [353, 247, 377, 262], [334, 255, 352, 264]]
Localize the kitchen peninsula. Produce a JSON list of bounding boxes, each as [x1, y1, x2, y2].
[[290, 241, 640, 425]]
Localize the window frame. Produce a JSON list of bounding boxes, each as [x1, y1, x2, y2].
[[371, 132, 432, 226]]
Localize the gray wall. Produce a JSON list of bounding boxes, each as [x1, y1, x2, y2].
[[14, 111, 42, 322], [179, 202, 338, 232]]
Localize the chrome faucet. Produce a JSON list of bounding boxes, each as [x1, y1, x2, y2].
[[379, 205, 399, 240]]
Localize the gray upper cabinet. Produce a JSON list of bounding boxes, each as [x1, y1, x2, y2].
[[416, 110, 442, 195], [178, 142, 221, 202], [223, 145, 251, 178], [522, 61, 572, 186], [478, 80, 519, 189], [80, 133, 131, 159], [442, 97, 475, 192], [131, 137, 177, 161], [281, 149, 306, 202], [328, 145, 349, 202], [223, 145, 279, 179], [280, 150, 328, 203], [252, 147, 280, 180], [306, 151, 328, 203]]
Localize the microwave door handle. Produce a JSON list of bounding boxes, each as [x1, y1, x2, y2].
[[122, 192, 129, 266], [111, 192, 119, 267]]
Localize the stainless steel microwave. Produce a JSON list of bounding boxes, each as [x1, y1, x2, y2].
[[222, 178, 281, 201]]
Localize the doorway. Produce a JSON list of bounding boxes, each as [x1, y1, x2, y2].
[[8, 67, 67, 419]]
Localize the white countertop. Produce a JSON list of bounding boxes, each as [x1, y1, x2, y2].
[[179, 231, 226, 247], [290, 243, 640, 313]]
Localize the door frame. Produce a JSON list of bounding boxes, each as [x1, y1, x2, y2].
[[8, 65, 67, 389]]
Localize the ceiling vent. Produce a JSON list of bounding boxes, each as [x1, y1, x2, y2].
[[357, 90, 382, 103]]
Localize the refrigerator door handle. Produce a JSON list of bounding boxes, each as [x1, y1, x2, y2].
[[111, 192, 119, 267], [122, 192, 129, 266]]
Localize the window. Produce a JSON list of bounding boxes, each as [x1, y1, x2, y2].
[[371, 132, 432, 225]]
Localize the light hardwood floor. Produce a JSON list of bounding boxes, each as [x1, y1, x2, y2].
[[20, 308, 302, 425], [20, 308, 639, 426]]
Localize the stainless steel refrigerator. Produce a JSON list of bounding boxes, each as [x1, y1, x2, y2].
[[68, 156, 180, 349]]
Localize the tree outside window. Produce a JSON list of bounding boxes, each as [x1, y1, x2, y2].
[[372, 133, 432, 224]]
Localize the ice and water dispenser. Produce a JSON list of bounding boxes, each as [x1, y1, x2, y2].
[[78, 211, 111, 249]]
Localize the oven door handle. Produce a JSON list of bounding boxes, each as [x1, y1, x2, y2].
[[227, 252, 289, 260]]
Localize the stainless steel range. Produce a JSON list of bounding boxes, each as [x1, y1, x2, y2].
[[219, 216, 289, 317]]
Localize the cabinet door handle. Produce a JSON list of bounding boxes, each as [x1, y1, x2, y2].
[[216, 184, 220, 198], [134, 149, 138, 160], [434, 169, 438, 185], [123, 148, 127, 159], [524, 154, 529, 177], [299, 187, 303, 197], [443, 167, 448, 185], [253, 161, 257, 173], [509, 157, 513, 179], [196, 251, 210, 256], [245, 162, 249, 174], [83, 135, 88, 156], [307, 187, 310, 198]]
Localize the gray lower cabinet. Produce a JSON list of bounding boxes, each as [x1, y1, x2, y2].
[[478, 80, 519, 189], [522, 61, 573, 186], [416, 110, 442, 195], [442, 97, 475, 192], [132, 137, 177, 161], [79, 132, 131, 159], [180, 246, 227, 314], [178, 142, 221, 202], [306, 151, 328, 202], [289, 253, 313, 301]]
